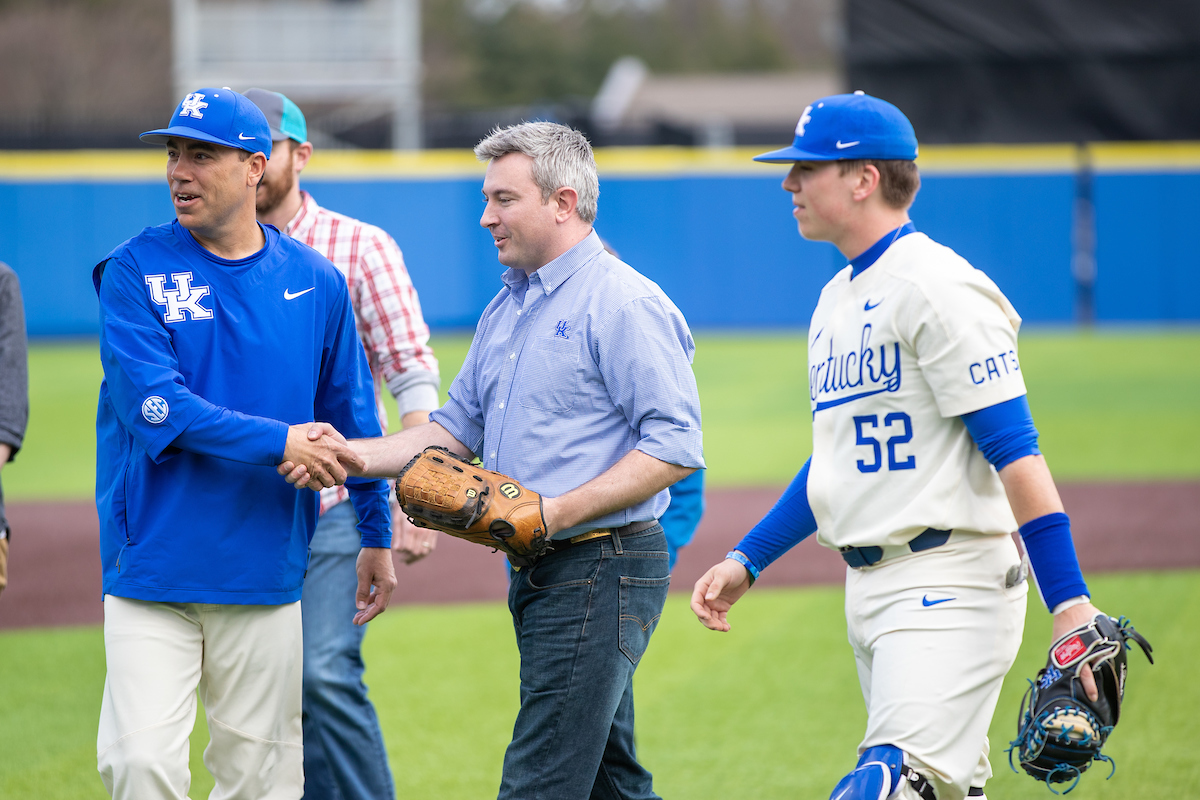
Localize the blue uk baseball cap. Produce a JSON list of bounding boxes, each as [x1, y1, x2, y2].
[[140, 88, 273, 158], [754, 91, 917, 163]]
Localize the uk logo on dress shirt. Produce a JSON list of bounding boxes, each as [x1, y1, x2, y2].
[[145, 272, 213, 322], [554, 320, 571, 339]]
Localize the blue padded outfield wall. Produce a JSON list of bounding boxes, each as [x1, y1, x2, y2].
[[1, 143, 1198, 337]]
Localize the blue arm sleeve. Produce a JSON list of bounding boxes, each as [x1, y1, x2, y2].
[[960, 395, 1040, 471], [731, 457, 817, 577], [1018, 512, 1090, 610], [348, 478, 392, 548], [172, 405, 288, 465]]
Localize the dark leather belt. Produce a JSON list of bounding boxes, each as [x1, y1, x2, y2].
[[840, 527, 952, 569], [509, 520, 659, 570], [545, 519, 658, 554]]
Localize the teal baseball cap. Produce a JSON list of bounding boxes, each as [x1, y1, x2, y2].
[[243, 88, 308, 144], [754, 91, 918, 163], [140, 88, 272, 158]]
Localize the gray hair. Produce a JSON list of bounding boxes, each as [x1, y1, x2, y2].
[[475, 122, 599, 224]]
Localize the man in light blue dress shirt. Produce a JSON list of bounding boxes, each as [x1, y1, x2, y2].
[[283, 121, 705, 799]]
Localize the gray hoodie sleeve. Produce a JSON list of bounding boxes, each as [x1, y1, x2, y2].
[[0, 262, 29, 458]]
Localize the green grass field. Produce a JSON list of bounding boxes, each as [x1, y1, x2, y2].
[[2, 329, 1197, 796], [5, 328, 1200, 500], [1, 572, 1194, 798]]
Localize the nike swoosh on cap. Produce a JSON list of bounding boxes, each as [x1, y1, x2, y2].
[[238, 133, 255, 140], [835, 140, 860, 149], [921, 595, 955, 607], [284, 287, 315, 300]]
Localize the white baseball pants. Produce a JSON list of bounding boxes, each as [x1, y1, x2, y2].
[[97, 595, 304, 800], [845, 533, 1027, 800]]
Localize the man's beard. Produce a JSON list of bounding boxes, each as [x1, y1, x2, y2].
[[256, 162, 295, 216]]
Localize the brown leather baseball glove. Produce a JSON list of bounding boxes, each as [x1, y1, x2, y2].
[[395, 446, 550, 559]]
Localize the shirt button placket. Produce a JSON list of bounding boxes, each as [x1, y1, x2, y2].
[[493, 298, 536, 470]]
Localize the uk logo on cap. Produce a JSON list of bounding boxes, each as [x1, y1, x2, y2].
[[139, 88, 272, 158], [179, 93, 209, 119], [755, 91, 918, 163]]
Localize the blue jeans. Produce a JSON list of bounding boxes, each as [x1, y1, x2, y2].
[[500, 525, 670, 800], [301, 501, 395, 800]]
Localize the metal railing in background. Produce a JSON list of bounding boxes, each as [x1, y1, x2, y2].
[[171, 0, 422, 149]]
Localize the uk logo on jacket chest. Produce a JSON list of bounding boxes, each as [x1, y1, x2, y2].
[[145, 272, 213, 322]]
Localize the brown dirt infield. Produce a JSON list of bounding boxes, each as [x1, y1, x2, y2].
[[1, 482, 1197, 631]]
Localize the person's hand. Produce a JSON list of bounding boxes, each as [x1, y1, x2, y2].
[[691, 557, 754, 632], [393, 515, 438, 564], [278, 423, 364, 489], [1052, 601, 1104, 701], [353, 547, 397, 625]]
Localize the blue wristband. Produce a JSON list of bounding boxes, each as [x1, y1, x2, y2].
[[1018, 512, 1090, 610], [725, 550, 760, 582]]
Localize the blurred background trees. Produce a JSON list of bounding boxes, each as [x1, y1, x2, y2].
[[0, 0, 840, 148]]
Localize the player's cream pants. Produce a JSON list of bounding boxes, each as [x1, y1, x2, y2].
[[845, 533, 1027, 800], [97, 595, 304, 800]]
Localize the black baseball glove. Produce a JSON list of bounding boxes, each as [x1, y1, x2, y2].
[[1008, 613, 1153, 793]]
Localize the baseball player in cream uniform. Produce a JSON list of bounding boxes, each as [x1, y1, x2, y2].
[[692, 93, 1108, 800]]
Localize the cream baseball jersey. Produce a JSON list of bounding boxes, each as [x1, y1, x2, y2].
[[806, 232, 1027, 550]]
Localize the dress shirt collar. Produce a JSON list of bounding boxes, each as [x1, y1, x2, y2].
[[501, 229, 603, 297]]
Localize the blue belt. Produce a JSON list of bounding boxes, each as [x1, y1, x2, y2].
[[839, 528, 952, 568]]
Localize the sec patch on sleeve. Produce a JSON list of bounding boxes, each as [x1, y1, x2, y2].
[[141, 396, 169, 424]]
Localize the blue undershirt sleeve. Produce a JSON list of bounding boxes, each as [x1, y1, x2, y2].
[[731, 457, 817, 577], [960, 394, 1040, 471]]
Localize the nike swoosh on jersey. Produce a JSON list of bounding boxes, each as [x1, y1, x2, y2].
[[238, 133, 255, 140], [284, 287, 315, 300], [921, 595, 955, 607], [835, 140, 860, 149], [864, 298, 883, 311]]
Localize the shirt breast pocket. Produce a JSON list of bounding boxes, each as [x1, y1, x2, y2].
[[518, 335, 581, 413]]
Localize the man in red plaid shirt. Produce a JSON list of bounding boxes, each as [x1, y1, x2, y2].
[[248, 88, 439, 800]]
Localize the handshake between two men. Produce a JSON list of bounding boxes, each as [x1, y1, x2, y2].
[[280, 422, 367, 491], [279, 421, 554, 564], [277, 421, 554, 625], [277, 421, 684, 575], [278, 422, 397, 627]]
